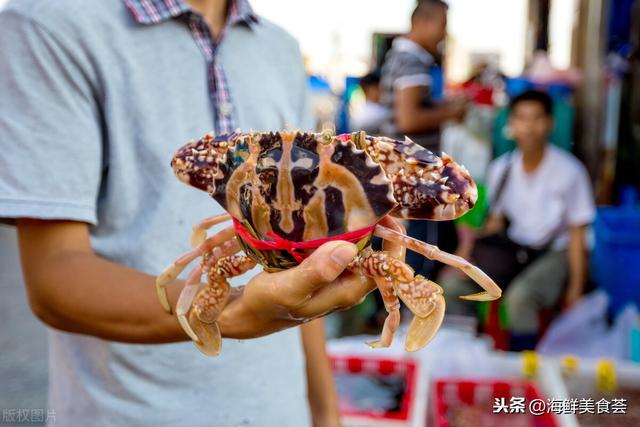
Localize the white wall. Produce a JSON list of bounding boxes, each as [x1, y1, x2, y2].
[[446, 0, 528, 81], [253, 0, 530, 84], [252, 0, 417, 86]]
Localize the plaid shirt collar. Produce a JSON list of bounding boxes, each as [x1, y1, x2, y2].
[[123, 0, 256, 134], [124, 0, 258, 26]]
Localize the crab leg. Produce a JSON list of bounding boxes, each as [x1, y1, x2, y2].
[[350, 250, 447, 351], [190, 213, 232, 248], [177, 255, 256, 356], [369, 277, 401, 348], [155, 226, 238, 313], [372, 222, 406, 348], [374, 224, 502, 301], [350, 250, 412, 348], [379, 224, 446, 351]]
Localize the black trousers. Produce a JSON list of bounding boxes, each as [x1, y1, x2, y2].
[[405, 219, 458, 280]]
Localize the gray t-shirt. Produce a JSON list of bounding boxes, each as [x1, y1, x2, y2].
[[0, 1, 314, 426]]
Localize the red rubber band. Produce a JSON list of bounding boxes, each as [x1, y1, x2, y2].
[[232, 218, 375, 263]]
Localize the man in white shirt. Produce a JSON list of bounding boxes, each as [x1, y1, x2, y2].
[[443, 90, 596, 351]]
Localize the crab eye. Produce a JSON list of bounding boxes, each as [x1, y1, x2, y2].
[[320, 129, 334, 144]]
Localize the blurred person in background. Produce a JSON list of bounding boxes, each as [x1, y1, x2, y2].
[[350, 70, 389, 134], [379, 0, 463, 284], [0, 0, 405, 425], [379, 0, 465, 153], [442, 90, 595, 351]]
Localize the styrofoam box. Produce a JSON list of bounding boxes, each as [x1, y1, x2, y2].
[[329, 325, 579, 427]]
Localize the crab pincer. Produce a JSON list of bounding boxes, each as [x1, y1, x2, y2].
[[173, 254, 256, 356]]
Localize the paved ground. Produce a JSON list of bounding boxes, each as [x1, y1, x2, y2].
[[0, 225, 47, 426]]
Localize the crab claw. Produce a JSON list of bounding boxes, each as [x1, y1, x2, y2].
[[174, 263, 232, 356], [175, 278, 205, 342], [188, 311, 223, 357], [176, 283, 229, 357], [455, 265, 502, 301], [404, 292, 446, 352], [394, 275, 442, 318], [459, 291, 501, 301]]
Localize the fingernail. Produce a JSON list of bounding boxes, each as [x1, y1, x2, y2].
[[330, 243, 357, 265]]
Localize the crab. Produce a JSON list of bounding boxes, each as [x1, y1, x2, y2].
[[156, 130, 502, 356]]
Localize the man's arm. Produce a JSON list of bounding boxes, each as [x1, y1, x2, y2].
[[564, 225, 588, 308], [16, 219, 186, 343], [394, 86, 465, 134], [301, 319, 340, 427], [16, 218, 388, 344], [483, 214, 506, 236]]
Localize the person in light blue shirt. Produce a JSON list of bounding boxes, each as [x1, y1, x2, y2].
[[0, 0, 403, 425]]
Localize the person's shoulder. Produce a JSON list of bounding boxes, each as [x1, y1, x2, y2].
[[388, 38, 433, 63], [548, 145, 589, 177], [2, 0, 54, 17], [488, 151, 512, 174], [385, 48, 422, 68], [251, 16, 301, 54], [2, 0, 123, 40], [3, 0, 116, 21], [382, 47, 430, 83]]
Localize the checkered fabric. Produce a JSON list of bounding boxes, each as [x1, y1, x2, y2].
[[123, 0, 258, 134]]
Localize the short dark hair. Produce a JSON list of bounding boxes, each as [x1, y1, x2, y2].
[[509, 89, 553, 116], [359, 71, 380, 89], [411, 0, 448, 23]]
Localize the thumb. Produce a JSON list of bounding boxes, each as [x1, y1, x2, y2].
[[279, 241, 358, 296]]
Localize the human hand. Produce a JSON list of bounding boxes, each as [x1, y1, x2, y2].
[[243, 240, 372, 322], [445, 98, 468, 122], [218, 216, 405, 339]]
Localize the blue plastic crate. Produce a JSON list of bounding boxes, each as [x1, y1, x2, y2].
[[592, 205, 640, 316]]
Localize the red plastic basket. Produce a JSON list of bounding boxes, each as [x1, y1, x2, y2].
[[433, 378, 559, 427], [330, 355, 418, 423]]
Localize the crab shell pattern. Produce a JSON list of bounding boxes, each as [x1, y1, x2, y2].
[[171, 130, 478, 270]]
